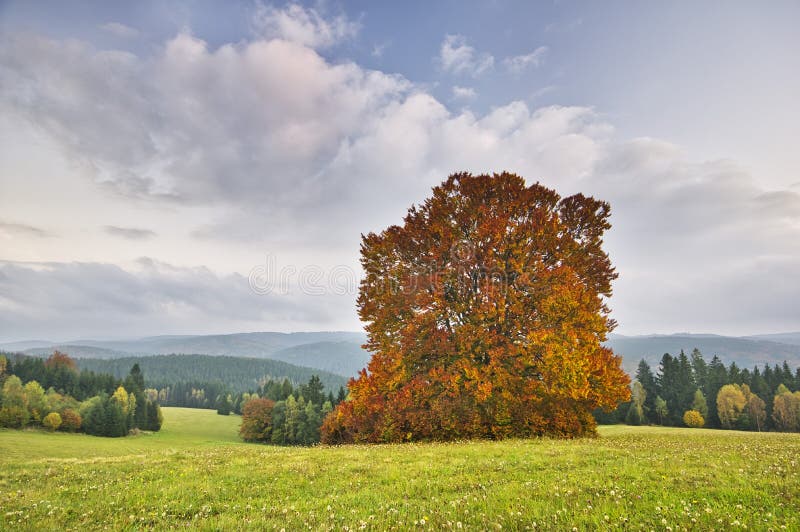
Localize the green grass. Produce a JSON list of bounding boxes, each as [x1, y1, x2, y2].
[[1, 408, 798, 530]]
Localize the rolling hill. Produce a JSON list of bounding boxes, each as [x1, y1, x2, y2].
[[5, 330, 799, 380], [74, 354, 349, 393], [606, 333, 800, 374]]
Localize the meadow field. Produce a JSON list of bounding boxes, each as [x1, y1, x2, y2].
[[1, 408, 798, 530]]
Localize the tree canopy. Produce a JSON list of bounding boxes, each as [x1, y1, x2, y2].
[[322, 172, 630, 443]]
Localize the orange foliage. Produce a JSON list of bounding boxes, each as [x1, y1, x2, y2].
[[44, 350, 78, 371], [239, 398, 276, 442], [321, 173, 630, 443], [60, 408, 82, 432]]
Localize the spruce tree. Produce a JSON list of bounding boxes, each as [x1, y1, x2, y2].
[[705, 355, 728, 427], [635, 360, 657, 423]]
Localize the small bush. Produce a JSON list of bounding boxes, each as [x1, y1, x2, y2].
[[60, 408, 82, 432], [683, 409, 705, 428], [43, 412, 62, 431], [0, 406, 29, 428]]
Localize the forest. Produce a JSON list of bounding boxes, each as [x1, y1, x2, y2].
[[75, 354, 348, 393], [0, 352, 162, 436], [597, 348, 800, 432], [238, 375, 346, 445]]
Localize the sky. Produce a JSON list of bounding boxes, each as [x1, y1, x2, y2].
[[0, 0, 798, 341]]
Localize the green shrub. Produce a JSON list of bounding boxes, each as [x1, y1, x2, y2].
[[0, 406, 29, 428]]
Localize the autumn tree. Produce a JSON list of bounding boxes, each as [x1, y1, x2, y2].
[[683, 410, 704, 428], [717, 384, 746, 429], [43, 412, 62, 431], [24, 381, 46, 423], [322, 172, 630, 443], [60, 408, 82, 432], [625, 381, 646, 426], [45, 351, 77, 372], [240, 397, 276, 442], [772, 385, 799, 432], [744, 391, 767, 432]]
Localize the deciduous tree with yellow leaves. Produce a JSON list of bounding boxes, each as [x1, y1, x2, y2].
[[322, 172, 630, 443]]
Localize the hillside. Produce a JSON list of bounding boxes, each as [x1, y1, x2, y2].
[[745, 332, 800, 346], [11, 331, 367, 360], [75, 354, 349, 393], [606, 333, 800, 374], [1, 408, 798, 529], [7, 330, 800, 380], [268, 341, 371, 377]]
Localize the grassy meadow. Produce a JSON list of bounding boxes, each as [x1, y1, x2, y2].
[[1, 408, 798, 530]]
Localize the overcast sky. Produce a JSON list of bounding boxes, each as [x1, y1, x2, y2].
[[1, 1, 798, 341]]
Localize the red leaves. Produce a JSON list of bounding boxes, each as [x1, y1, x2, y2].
[[44, 350, 78, 372], [239, 397, 276, 442], [322, 172, 630, 443]]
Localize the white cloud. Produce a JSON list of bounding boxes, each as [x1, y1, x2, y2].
[[371, 42, 388, 58], [451, 85, 477, 101], [438, 34, 494, 77], [0, 220, 51, 239], [0, 32, 409, 209], [252, 2, 360, 48], [1, 28, 798, 338], [99, 22, 140, 39], [503, 46, 548, 74], [104, 226, 156, 240], [0, 259, 347, 339]]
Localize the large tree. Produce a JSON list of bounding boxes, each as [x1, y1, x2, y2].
[[322, 172, 630, 443]]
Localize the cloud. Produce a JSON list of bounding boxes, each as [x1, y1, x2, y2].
[[1, 29, 798, 337], [0, 32, 409, 210], [503, 46, 548, 74], [0, 259, 346, 340], [99, 22, 140, 39], [371, 42, 389, 58], [545, 18, 583, 33], [252, 2, 359, 48], [0, 220, 51, 238], [438, 34, 494, 77], [451, 85, 477, 101], [104, 226, 156, 240]]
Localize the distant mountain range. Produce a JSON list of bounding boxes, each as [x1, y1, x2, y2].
[[1, 332, 371, 379], [75, 354, 349, 394], [2, 330, 799, 379], [606, 333, 800, 374]]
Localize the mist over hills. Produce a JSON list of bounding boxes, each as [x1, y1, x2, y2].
[[606, 333, 800, 374], [3, 330, 799, 380], [75, 354, 349, 394]]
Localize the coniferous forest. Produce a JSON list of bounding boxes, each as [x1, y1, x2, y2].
[[0, 352, 162, 436], [596, 348, 800, 432]]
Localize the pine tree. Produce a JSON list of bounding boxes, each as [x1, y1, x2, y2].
[[705, 356, 728, 428], [690, 349, 708, 394], [270, 401, 287, 444], [302, 376, 325, 406], [216, 394, 232, 416], [635, 360, 657, 423]]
